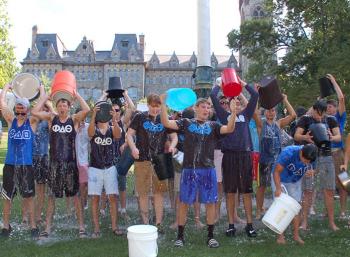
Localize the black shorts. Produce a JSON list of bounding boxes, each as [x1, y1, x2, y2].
[[1, 165, 35, 200], [222, 151, 253, 194], [48, 160, 79, 198], [259, 162, 273, 187], [33, 155, 49, 184]]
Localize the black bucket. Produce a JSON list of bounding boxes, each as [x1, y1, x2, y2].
[[116, 147, 134, 176], [319, 77, 335, 98], [152, 153, 174, 180], [309, 123, 329, 147]]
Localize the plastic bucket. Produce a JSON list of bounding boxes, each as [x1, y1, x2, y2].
[[166, 88, 197, 111], [221, 68, 242, 97], [338, 170, 350, 193], [127, 225, 158, 257], [95, 101, 112, 123], [309, 123, 329, 147], [262, 191, 301, 234], [12, 73, 40, 101], [51, 70, 76, 103]]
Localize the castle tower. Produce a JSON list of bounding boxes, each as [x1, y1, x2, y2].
[[239, 0, 266, 76]]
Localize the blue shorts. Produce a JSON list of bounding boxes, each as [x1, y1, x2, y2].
[[179, 168, 218, 204], [118, 174, 126, 192]]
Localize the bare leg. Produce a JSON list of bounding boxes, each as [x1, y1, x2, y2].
[[324, 189, 339, 231], [108, 194, 118, 231], [2, 199, 12, 229], [21, 199, 28, 224], [256, 186, 266, 219], [26, 197, 37, 229], [168, 178, 175, 209], [170, 194, 179, 229], [339, 187, 347, 216], [301, 190, 312, 230], [215, 182, 223, 223], [73, 195, 85, 231], [194, 197, 204, 228], [154, 193, 164, 225], [44, 196, 55, 234], [178, 202, 189, 226], [138, 195, 149, 224], [35, 183, 46, 222], [79, 183, 88, 209], [234, 193, 245, 223], [242, 193, 253, 224], [205, 203, 216, 225], [226, 193, 235, 224], [91, 196, 100, 233], [277, 233, 286, 244], [292, 214, 304, 244]]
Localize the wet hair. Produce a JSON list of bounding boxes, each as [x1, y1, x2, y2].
[[296, 106, 307, 118], [147, 94, 161, 105], [56, 98, 71, 107], [195, 98, 210, 107], [301, 144, 317, 162], [326, 99, 338, 108], [312, 99, 327, 114]]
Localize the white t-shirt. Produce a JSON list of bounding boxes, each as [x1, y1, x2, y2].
[[75, 122, 89, 166]]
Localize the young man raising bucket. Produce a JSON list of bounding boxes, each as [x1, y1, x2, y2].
[[32, 90, 90, 238], [160, 95, 236, 248], [0, 83, 42, 239], [272, 144, 317, 244]]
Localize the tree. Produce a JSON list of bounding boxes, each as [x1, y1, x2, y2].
[[0, 0, 18, 87], [228, 0, 350, 109]]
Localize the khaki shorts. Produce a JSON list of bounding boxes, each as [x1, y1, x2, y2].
[[134, 161, 168, 196], [174, 171, 181, 192], [331, 149, 344, 188]]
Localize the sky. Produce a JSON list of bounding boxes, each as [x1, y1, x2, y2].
[[7, 0, 241, 64]]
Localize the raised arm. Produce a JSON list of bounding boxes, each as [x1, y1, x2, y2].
[[160, 94, 179, 130], [277, 94, 296, 129], [209, 85, 230, 124], [122, 90, 136, 127], [242, 81, 259, 120], [327, 74, 345, 116], [88, 106, 98, 138], [168, 132, 178, 155], [31, 86, 53, 121], [0, 84, 14, 125], [220, 99, 236, 134], [111, 108, 122, 139], [72, 92, 90, 124]]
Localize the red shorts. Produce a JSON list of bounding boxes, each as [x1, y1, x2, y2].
[[251, 152, 260, 181]]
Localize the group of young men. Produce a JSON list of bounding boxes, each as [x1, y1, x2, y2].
[[0, 72, 349, 250]]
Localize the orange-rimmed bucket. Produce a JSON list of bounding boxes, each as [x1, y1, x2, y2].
[[221, 68, 242, 97], [51, 70, 76, 103]]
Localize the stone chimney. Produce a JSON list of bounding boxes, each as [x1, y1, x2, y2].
[[32, 25, 38, 50], [139, 34, 145, 52]]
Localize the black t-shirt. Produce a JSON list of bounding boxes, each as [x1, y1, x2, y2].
[[296, 115, 338, 152], [129, 112, 170, 161], [90, 126, 115, 169], [176, 118, 222, 169]]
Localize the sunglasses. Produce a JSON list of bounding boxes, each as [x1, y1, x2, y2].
[[220, 101, 229, 105], [15, 112, 27, 116], [114, 109, 120, 112]]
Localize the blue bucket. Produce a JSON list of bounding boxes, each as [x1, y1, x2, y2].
[[166, 88, 197, 111]]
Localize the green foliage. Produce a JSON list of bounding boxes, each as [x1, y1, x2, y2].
[[228, 0, 350, 112], [0, 0, 18, 87], [39, 73, 52, 94]]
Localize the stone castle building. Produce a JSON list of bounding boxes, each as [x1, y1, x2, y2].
[[21, 26, 239, 101], [239, 0, 266, 76]]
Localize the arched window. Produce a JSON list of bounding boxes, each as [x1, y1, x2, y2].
[[253, 6, 265, 18]]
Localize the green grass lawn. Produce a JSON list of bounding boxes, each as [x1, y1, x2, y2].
[[1, 130, 350, 256]]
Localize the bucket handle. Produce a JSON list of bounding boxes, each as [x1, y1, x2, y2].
[[281, 184, 289, 195]]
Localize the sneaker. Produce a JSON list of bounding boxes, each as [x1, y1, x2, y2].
[[207, 238, 220, 248], [0, 225, 12, 238], [174, 238, 184, 247], [31, 227, 39, 240], [156, 224, 165, 234], [225, 227, 236, 237], [245, 225, 257, 238]]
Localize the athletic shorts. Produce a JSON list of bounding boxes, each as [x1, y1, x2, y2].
[[251, 152, 260, 181], [214, 150, 223, 183], [1, 165, 35, 200], [179, 168, 218, 204], [259, 162, 273, 187], [332, 149, 344, 189], [48, 160, 79, 198], [33, 155, 49, 184], [271, 174, 303, 203], [134, 161, 168, 196], [118, 174, 126, 192], [77, 164, 88, 184], [88, 166, 118, 195], [222, 151, 253, 194]]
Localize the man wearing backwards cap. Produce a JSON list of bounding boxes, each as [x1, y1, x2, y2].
[[31, 85, 90, 239], [272, 143, 317, 245], [0, 83, 42, 239]]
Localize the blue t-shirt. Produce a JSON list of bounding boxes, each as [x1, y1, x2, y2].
[[33, 120, 49, 156], [249, 120, 260, 152], [331, 111, 346, 149], [273, 145, 314, 183]]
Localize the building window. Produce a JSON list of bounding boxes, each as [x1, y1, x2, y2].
[[253, 6, 265, 18], [121, 40, 129, 47], [42, 40, 49, 47], [128, 87, 138, 99]]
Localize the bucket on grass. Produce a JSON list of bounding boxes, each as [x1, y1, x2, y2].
[[51, 70, 76, 104], [262, 187, 301, 234], [127, 225, 158, 257]]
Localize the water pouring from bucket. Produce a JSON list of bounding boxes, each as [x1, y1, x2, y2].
[[165, 88, 197, 111], [221, 68, 242, 97]]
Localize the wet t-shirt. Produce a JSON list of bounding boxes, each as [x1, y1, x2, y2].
[[90, 126, 115, 169], [129, 112, 169, 161], [176, 118, 222, 169]]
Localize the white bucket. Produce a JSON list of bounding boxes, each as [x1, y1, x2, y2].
[[127, 225, 158, 257], [262, 192, 301, 234]]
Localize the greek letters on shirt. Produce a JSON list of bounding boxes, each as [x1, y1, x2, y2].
[[143, 121, 164, 132], [9, 129, 31, 139], [94, 137, 113, 145], [52, 124, 73, 133], [287, 163, 311, 176], [227, 114, 245, 123], [188, 123, 212, 135]]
